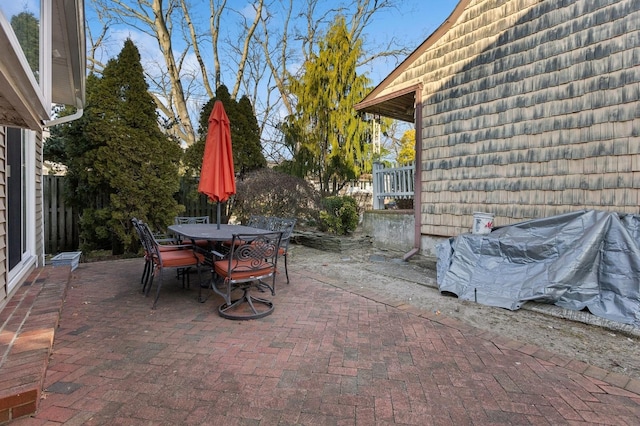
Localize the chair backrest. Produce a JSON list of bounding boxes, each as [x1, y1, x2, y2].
[[132, 217, 142, 238], [270, 217, 296, 244], [222, 232, 283, 281], [132, 218, 148, 251], [247, 215, 271, 230], [137, 220, 162, 265], [174, 216, 210, 224]]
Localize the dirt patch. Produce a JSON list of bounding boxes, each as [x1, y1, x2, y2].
[[288, 243, 640, 381]]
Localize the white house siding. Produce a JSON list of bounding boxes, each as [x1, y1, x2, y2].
[[399, 0, 639, 236], [36, 132, 44, 266], [0, 128, 6, 303]]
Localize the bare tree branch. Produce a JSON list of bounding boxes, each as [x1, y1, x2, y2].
[[151, 0, 196, 146], [230, 0, 263, 99], [257, 0, 294, 117], [86, 20, 110, 74], [210, 0, 226, 89], [87, 0, 417, 153], [179, 0, 214, 99]]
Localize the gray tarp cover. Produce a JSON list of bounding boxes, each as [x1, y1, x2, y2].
[[436, 210, 640, 327]]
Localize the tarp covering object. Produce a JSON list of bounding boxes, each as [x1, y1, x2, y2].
[[436, 210, 640, 327]]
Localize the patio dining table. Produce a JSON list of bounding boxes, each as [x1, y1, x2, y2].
[[168, 223, 269, 243], [168, 223, 274, 305]]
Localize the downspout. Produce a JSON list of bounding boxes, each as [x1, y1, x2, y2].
[[402, 86, 422, 261], [43, 108, 84, 128]]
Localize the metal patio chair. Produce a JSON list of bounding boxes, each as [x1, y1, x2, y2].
[[174, 216, 210, 224], [138, 220, 204, 309], [209, 231, 282, 320], [247, 215, 272, 230], [269, 217, 297, 284], [132, 218, 195, 290], [173, 216, 211, 247]]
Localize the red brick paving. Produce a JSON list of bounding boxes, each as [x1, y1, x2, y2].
[[3, 256, 640, 424], [0, 265, 69, 423]]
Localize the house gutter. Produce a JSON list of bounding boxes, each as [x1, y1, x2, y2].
[[43, 108, 84, 128], [403, 86, 422, 261]]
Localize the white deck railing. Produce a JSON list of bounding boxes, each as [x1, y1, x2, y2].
[[372, 162, 415, 209]]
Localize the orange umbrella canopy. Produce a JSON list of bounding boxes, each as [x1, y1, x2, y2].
[[198, 101, 236, 203]]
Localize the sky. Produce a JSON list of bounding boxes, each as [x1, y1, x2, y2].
[[75, 0, 460, 153], [0, 0, 459, 100], [0, 1, 39, 19], [358, 0, 459, 82], [0, 0, 459, 153], [83, 0, 459, 87]]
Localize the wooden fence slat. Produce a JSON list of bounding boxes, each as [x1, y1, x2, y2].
[[43, 176, 225, 254], [43, 175, 79, 254]]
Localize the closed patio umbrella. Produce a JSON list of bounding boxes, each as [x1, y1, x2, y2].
[[198, 101, 236, 229]]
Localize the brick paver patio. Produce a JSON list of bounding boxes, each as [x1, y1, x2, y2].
[[6, 255, 640, 425]]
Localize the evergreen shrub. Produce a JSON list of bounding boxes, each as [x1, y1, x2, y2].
[[319, 196, 358, 235]]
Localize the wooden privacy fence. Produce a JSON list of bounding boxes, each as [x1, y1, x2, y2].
[[43, 175, 79, 254], [177, 178, 223, 219], [43, 176, 226, 254], [45, 167, 410, 253]]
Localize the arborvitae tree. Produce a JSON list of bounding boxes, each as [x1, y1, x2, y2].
[[63, 39, 183, 254], [184, 85, 266, 176], [234, 95, 267, 174], [284, 15, 372, 197]]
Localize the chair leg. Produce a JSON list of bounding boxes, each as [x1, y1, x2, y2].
[[152, 269, 163, 310], [284, 254, 290, 284], [198, 265, 210, 303], [141, 260, 150, 287], [142, 270, 151, 295], [144, 265, 158, 296]]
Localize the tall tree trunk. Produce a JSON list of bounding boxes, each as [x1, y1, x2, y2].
[[152, 0, 195, 147]]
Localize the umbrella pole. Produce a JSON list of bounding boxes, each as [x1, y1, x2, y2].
[[217, 202, 221, 229]]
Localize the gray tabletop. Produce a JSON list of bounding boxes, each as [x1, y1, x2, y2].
[[168, 223, 270, 242]]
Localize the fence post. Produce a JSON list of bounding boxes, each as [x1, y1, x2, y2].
[[372, 162, 383, 209]]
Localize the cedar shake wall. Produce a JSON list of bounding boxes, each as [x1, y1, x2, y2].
[[404, 0, 640, 236]]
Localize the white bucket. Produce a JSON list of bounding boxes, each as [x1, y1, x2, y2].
[[472, 212, 494, 234]]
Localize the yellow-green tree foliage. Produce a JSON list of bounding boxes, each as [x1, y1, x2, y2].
[[286, 15, 372, 197], [397, 129, 415, 165]]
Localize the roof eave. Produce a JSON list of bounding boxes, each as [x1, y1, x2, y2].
[[51, 0, 86, 109], [354, 0, 471, 121]]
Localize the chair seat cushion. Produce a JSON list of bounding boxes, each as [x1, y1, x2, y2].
[[222, 239, 244, 248], [160, 250, 202, 267], [214, 259, 274, 281], [194, 239, 210, 248], [158, 244, 190, 252]]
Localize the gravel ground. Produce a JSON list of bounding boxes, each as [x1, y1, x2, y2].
[[288, 242, 640, 381]]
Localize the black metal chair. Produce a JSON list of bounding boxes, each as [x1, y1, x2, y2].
[[173, 216, 211, 247], [132, 218, 153, 287], [269, 217, 297, 284], [138, 220, 204, 309], [208, 231, 282, 320], [174, 216, 210, 224], [132, 218, 195, 290], [247, 215, 272, 230]]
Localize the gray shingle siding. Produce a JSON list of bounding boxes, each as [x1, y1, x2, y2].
[[410, 0, 640, 236]]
